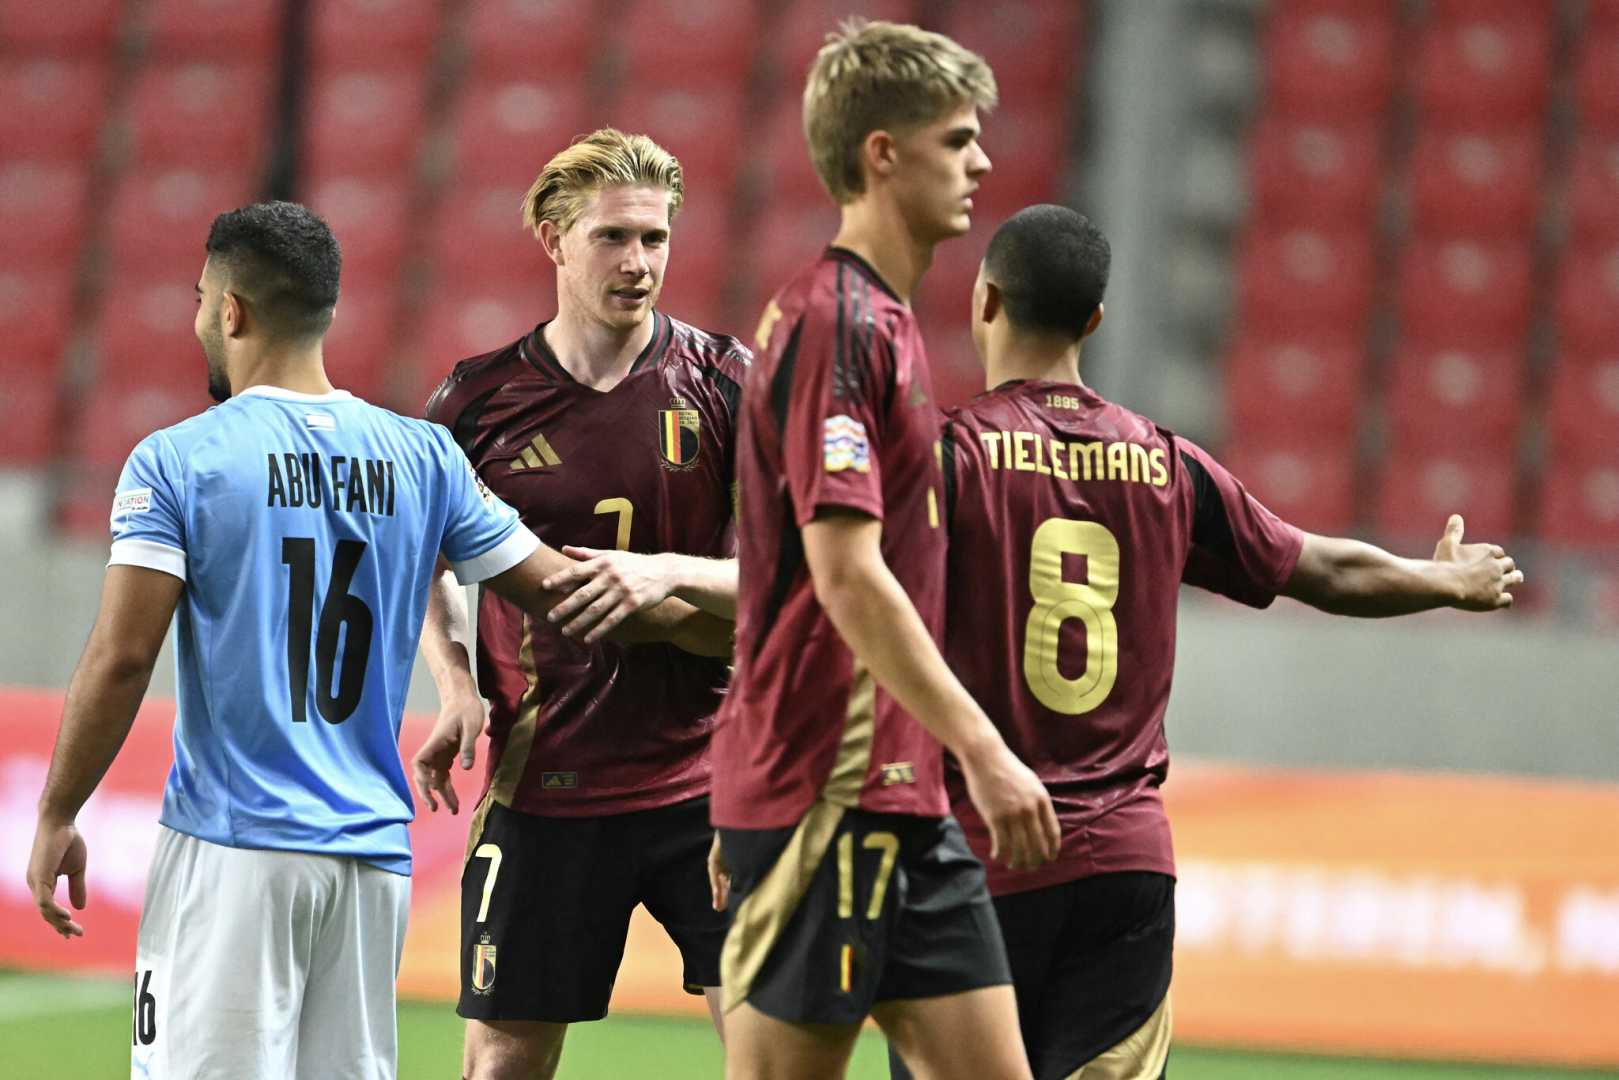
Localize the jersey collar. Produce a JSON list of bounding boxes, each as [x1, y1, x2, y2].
[[236, 385, 355, 403], [521, 311, 673, 386], [826, 247, 902, 303]]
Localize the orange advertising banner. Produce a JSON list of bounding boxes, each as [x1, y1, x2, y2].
[[2, 686, 1616, 1068]]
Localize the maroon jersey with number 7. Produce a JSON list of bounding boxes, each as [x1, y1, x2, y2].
[[712, 248, 951, 830], [426, 311, 749, 817], [941, 379, 1304, 895]]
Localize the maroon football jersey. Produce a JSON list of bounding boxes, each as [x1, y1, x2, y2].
[[425, 310, 749, 816], [943, 379, 1304, 894], [711, 248, 950, 830]]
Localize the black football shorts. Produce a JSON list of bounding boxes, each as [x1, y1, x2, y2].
[[890, 870, 1175, 1080], [719, 805, 1011, 1027], [458, 795, 726, 1023]]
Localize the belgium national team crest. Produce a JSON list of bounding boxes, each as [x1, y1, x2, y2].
[[472, 934, 497, 994], [658, 398, 701, 470]]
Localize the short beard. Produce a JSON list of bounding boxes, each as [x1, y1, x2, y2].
[[206, 365, 231, 403]]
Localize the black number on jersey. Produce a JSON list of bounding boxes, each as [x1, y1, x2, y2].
[[281, 537, 374, 724], [132, 969, 156, 1046]]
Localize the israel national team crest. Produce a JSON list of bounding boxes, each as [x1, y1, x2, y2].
[[472, 935, 497, 994], [658, 399, 702, 470]]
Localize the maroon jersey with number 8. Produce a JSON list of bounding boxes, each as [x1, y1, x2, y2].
[[942, 379, 1304, 895], [712, 249, 950, 830], [426, 311, 749, 817]]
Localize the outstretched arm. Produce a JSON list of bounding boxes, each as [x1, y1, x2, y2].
[[29, 565, 182, 937], [1280, 515, 1522, 617], [541, 549, 738, 633]]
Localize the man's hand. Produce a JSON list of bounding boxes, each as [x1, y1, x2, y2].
[[708, 832, 731, 912], [541, 547, 678, 642], [27, 817, 87, 938], [1433, 514, 1522, 611], [957, 739, 1061, 873], [411, 692, 487, 814]]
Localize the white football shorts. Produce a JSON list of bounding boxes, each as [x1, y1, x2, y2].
[[130, 826, 410, 1080]]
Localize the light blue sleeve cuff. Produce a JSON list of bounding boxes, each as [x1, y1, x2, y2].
[[451, 525, 539, 585]]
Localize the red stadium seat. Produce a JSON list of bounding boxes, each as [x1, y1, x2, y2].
[[463, 0, 598, 80], [304, 175, 412, 278], [106, 169, 257, 279], [303, 70, 427, 183], [1545, 354, 1619, 464], [1426, 0, 1557, 18], [661, 196, 736, 326], [1414, 17, 1551, 130], [1553, 244, 1619, 355], [0, 160, 89, 270], [1263, 6, 1397, 122], [126, 63, 276, 170], [94, 278, 210, 391], [1385, 343, 1521, 450], [1225, 336, 1365, 443], [0, 59, 109, 161], [1396, 239, 1533, 349], [942, 0, 1084, 104], [74, 382, 205, 472], [1568, 137, 1619, 241], [310, 0, 440, 69], [757, 99, 826, 205], [429, 186, 553, 288], [928, 327, 987, 411], [448, 79, 588, 187], [1235, 227, 1376, 339], [141, 0, 281, 60], [619, 0, 758, 87], [1576, 32, 1619, 135], [1375, 439, 1516, 542], [734, 199, 841, 329], [1408, 129, 1542, 241], [980, 104, 1069, 209], [1540, 457, 1619, 549], [602, 88, 747, 192], [417, 287, 542, 372], [772, 0, 914, 83], [1591, 0, 1619, 26], [1220, 436, 1358, 535], [0, 269, 75, 379], [322, 289, 398, 403], [0, 0, 121, 54], [1247, 116, 1383, 228], [0, 380, 58, 465]]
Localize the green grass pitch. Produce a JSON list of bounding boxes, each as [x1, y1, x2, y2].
[[1, 973, 1609, 1079]]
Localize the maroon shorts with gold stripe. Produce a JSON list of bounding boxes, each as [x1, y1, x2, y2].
[[718, 806, 1010, 1026]]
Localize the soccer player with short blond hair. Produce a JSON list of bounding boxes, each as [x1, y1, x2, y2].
[[413, 128, 749, 1080], [708, 20, 1058, 1080]]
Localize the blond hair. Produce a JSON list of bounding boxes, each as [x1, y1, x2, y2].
[[803, 18, 997, 204], [521, 128, 685, 236]]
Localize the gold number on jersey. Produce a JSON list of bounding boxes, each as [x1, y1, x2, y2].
[[472, 842, 503, 923], [836, 830, 901, 920], [1023, 519, 1120, 715], [754, 299, 784, 352], [593, 497, 633, 551]]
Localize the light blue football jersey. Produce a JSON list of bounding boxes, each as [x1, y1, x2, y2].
[[107, 385, 538, 874]]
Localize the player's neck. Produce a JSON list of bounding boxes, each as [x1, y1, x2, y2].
[[544, 308, 654, 390], [230, 347, 334, 397], [831, 201, 935, 304], [986, 340, 1085, 392]]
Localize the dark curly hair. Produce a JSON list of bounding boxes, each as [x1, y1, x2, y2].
[[984, 204, 1110, 341], [205, 201, 342, 341]]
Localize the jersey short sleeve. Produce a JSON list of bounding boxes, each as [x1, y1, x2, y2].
[[107, 432, 188, 581], [781, 306, 894, 526], [436, 432, 538, 585], [1177, 438, 1305, 607]]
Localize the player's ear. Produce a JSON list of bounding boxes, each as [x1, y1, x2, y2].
[[1082, 302, 1104, 339], [537, 219, 566, 268], [221, 291, 245, 338], [980, 280, 1001, 326], [862, 129, 898, 184]]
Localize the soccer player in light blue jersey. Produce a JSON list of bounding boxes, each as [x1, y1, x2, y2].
[[24, 202, 731, 1080]]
